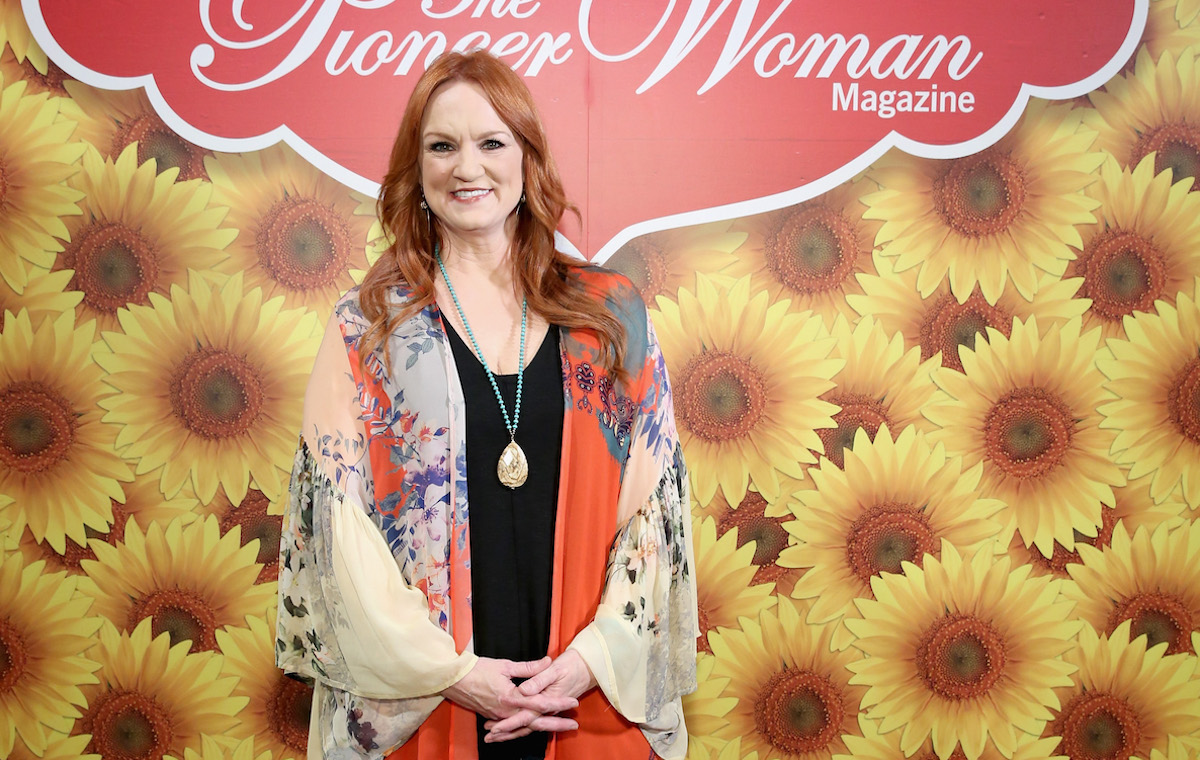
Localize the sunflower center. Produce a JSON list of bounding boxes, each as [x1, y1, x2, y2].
[[1131, 122, 1200, 187], [614, 239, 669, 302], [846, 502, 937, 587], [221, 488, 282, 581], [933, 150, 1027, 236], [128, 588, 218, 653], [0, 380, 77, 474], [983, 387, 1075, 479], [817, 392, 891, 468], [717, 492, 789, 567], [170, 347, 265, 439], [915, 613, 1008, 700], [113, 113, 207, 181], [696, 603, 713, 654], [0, 160, 9, 206], [919, 291, 1013, 372], [1028, 506, 1117, 576], [1167, 358, 1200, 445], [1108, 591, 1194, 655], [1053, 691, 1143, 760], [257, 196, 353, 292], [64, 221, 161, 314], [677, 350, 768, 442], [753, 667, 845, 755], [17, 59, 70, 95], [1078, 229, 1166, 322], [269, 674, 314, 752], [84, 690, 173, 760], [766, 206, 860, 294], [0, 617, 28, 694]]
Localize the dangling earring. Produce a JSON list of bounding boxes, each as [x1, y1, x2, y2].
[[517, 190, 526, 214], [420, 196, 431, 228]]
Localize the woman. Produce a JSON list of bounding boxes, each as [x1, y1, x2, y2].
[[275, 50, 696, 760]]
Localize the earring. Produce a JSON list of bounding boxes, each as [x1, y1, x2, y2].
[[419, 198, 428, 210]]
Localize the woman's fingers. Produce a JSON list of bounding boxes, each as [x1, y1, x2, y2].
[[502, 690, 577, 714], [483, 711, 579, 742], [499, 656, 552, 680]]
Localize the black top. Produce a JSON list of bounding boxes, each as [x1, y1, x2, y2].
[[444, 319, 563, 760]]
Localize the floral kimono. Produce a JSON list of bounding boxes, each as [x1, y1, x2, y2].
[[276, 268, 697, 760]]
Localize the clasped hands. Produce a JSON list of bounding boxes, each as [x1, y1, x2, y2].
[[441, 649, 597, 743]]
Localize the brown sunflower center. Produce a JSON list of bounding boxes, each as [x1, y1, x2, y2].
[[127, 588, 218, 653], [0, 380, 77, 474], [753, 667, 845, 755], [983, 387, 1075, 479], [1052, 691, 1143, 760], [696, 603, 713, 655], [717, 492, 789, 567], [1078, 229, 1166, 322], [63, 221, 160, 314], [269, 674, 314, 752], [1167, 357, 1200, 445], [1131, 122, 1200, 188], [1108, 591, 1194, 655], [766, 206, 860, 294], [677, 350, 768, 442], [221, 488, 282, 582], [915, 613, 1008, 700], [1028, 506, 1117, 576], [0, 616, 28, 694], [0, 160, 9, 206], [257, 196, 353, 292], [817, 392, 891, 468], [18, 59, 70, 95], [919, 291, 1013, 372], [933, 150, 1027, 236], [845, 503, 937, 587], [113, 113, 208, 181], [612, 239, 669, 302], [82, 690, 173, 760], [170, 347, 265, 439]]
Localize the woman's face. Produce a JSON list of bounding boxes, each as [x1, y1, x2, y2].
[[420, 80, 525, 247]]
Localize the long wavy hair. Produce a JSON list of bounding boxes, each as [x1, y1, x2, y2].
[[358, 50, 627, 379]]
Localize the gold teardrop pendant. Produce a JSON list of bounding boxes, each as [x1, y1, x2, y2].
[[497, 440, 528, 489]]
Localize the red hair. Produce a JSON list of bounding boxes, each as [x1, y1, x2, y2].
[[358, 49, 626, 378]]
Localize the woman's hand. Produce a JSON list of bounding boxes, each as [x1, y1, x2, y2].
[[483, 649, 597, 742], [440, 656, 578, 721]]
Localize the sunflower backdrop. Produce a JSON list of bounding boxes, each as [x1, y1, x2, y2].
[[2, 0, 1200, 758]]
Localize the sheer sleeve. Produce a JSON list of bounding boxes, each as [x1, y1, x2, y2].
[[567, 318, 698, 760], [276, 312, 476, 758]]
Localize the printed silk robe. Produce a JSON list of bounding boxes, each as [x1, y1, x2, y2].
[[275, 268, 697, 760]]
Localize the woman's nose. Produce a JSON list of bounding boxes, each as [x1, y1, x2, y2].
[[453, 146, 484, 180]]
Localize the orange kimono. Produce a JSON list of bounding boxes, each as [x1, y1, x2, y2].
[[276, 268, 697, 759]]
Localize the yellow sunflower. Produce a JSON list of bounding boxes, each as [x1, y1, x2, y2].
[[815, 316, 941, 468], [834, 714, 1064, 760], [83, 515, 275, 653], [849, 252, 1090, 373], [168, 736, 273, 760], [0, 73, 85, 292], [0, 263, 82, 330], [713, 487, 804, 596], [1066, 521, 1200, 655], [197, 486, 284, 582], [8, 730, 99, 760], [1142, 0, 1200, 66], [782, 425, 1005, 650], [216, 609, 312, 760], [54, 144, 236, 332], [693, 516, 777, 654], [927, 316, 1125, 556], [845, 544, 1081, 760], [1097, 280, 1200, 507], [96, 271, 318, 504], [1176, 0, 1200, 25], [651, 274, 841, 505], [62, 80, 211, 181], [207, 144, 376, 315], [1068, 155, 1200, 340], [710, 598, 866, 760], [684, 652, 736, 760], [0, 553, 101, 758], [0, 309, 132, 552], [1043, 621, 1200, 759], [0, 46, 70, 98], [71, 619, 247, 758], [605, 221, 744, 306], [1087, 47, 1200, 188], [0, 0, 47, 73], [724, 177, 882, 325], [864, 100, 1103, 304]]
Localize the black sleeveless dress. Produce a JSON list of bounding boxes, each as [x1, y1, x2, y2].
[[444, 320, 564, 760]]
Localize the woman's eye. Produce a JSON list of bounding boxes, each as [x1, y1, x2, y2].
[[482, 138, 504, 150], [429, 141, 453, 152]]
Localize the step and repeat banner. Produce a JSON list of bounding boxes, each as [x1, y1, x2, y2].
[[2, 0, 1200, 758]]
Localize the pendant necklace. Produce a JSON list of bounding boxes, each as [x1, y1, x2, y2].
[[436, 250, 529, 489]]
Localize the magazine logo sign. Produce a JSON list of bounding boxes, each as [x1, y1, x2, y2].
[[26, 0, 1143, 256]]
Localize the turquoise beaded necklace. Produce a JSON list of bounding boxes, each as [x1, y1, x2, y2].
[[435, 249, 529, 489]]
